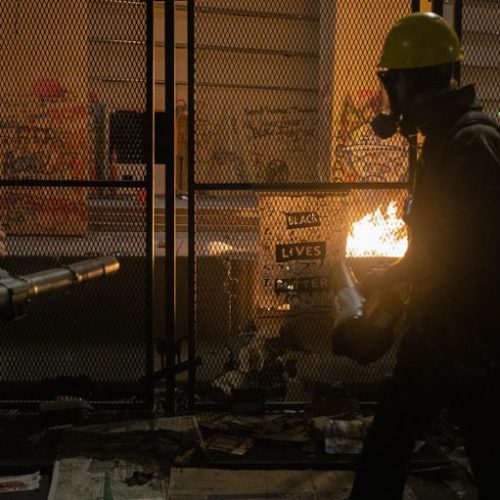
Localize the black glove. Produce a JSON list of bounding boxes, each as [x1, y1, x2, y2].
[[359, 265, 390, 296]]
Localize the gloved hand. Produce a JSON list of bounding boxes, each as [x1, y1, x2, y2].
[[361, 258, 412, 297], [359, 265, 390, 296]]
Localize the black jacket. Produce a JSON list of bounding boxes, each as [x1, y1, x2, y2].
[[401, 85, 500, 367]]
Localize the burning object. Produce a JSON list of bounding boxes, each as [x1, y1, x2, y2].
[[346, 201, 407, 258]]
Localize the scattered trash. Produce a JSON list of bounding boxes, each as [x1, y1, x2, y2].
[[449, 446, 473, 476], [125, 471, 153, 487], [48, 457, 166, 500], [210, 320, 306, 401], [322, 417, 372, 454], [443, 476, 468, 499], [306, 382, 360, 419], [205, 433, 255, 455], [199, 412, 311, 444], [40, 398, 94, 426], [0, 471, 41, 493]]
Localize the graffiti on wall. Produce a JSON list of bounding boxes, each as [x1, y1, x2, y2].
[[332, 88, 408, 182], [0, 81, 90, 235], [245, 105, 318, 183], [200, 100, 319, 184]]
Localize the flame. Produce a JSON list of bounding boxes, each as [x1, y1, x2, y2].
[[346, 201, 408, 257]]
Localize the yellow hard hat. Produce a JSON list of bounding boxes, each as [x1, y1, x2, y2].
[[379, 12, 463, 69]]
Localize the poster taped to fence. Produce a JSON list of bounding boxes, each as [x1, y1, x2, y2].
[[258, 192, 349, 315]]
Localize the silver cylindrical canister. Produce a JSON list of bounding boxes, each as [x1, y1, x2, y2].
[[331, 261, 403, 365]]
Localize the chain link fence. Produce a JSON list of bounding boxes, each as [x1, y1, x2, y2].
[[191, 0, 415, 405], [190, 0, 500, 407], [458, 0, 500, 121], [3, 0, 494, 410], [0, 0, 154, 407]]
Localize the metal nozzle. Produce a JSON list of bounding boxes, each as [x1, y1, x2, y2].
[[331, 261, 365, 327], [0, 256, 120, 321]]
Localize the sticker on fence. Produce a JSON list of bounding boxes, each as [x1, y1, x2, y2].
[[258, 192, 349, 315]]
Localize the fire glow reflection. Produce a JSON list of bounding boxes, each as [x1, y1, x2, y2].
[[346, 201, 408, 258]]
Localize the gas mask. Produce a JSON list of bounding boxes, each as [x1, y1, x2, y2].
[[371, 70, 416, 139], [371, 111, 398, 139]]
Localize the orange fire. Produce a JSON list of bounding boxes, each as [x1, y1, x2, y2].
[[346, 201, 408, 257]]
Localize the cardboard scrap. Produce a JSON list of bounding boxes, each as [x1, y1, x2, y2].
[[47, 457, 167, 500], [0, 471, 41, 493], [47, 416, 203, 500], [322, 417, 373, 454], [199, 412, 311, 444], [205, 434, 254, 456]]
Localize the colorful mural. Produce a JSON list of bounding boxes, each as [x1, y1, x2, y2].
[[0, 81, 90, 235], [332, 88, 409, 183]]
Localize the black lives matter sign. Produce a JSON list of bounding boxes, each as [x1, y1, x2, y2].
[[275, 241, 326, 262], [258, 193, 348, 311], [285, 211, 321, 229]]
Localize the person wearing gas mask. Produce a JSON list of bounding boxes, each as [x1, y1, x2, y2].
[[345, 12, 500, 500]]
